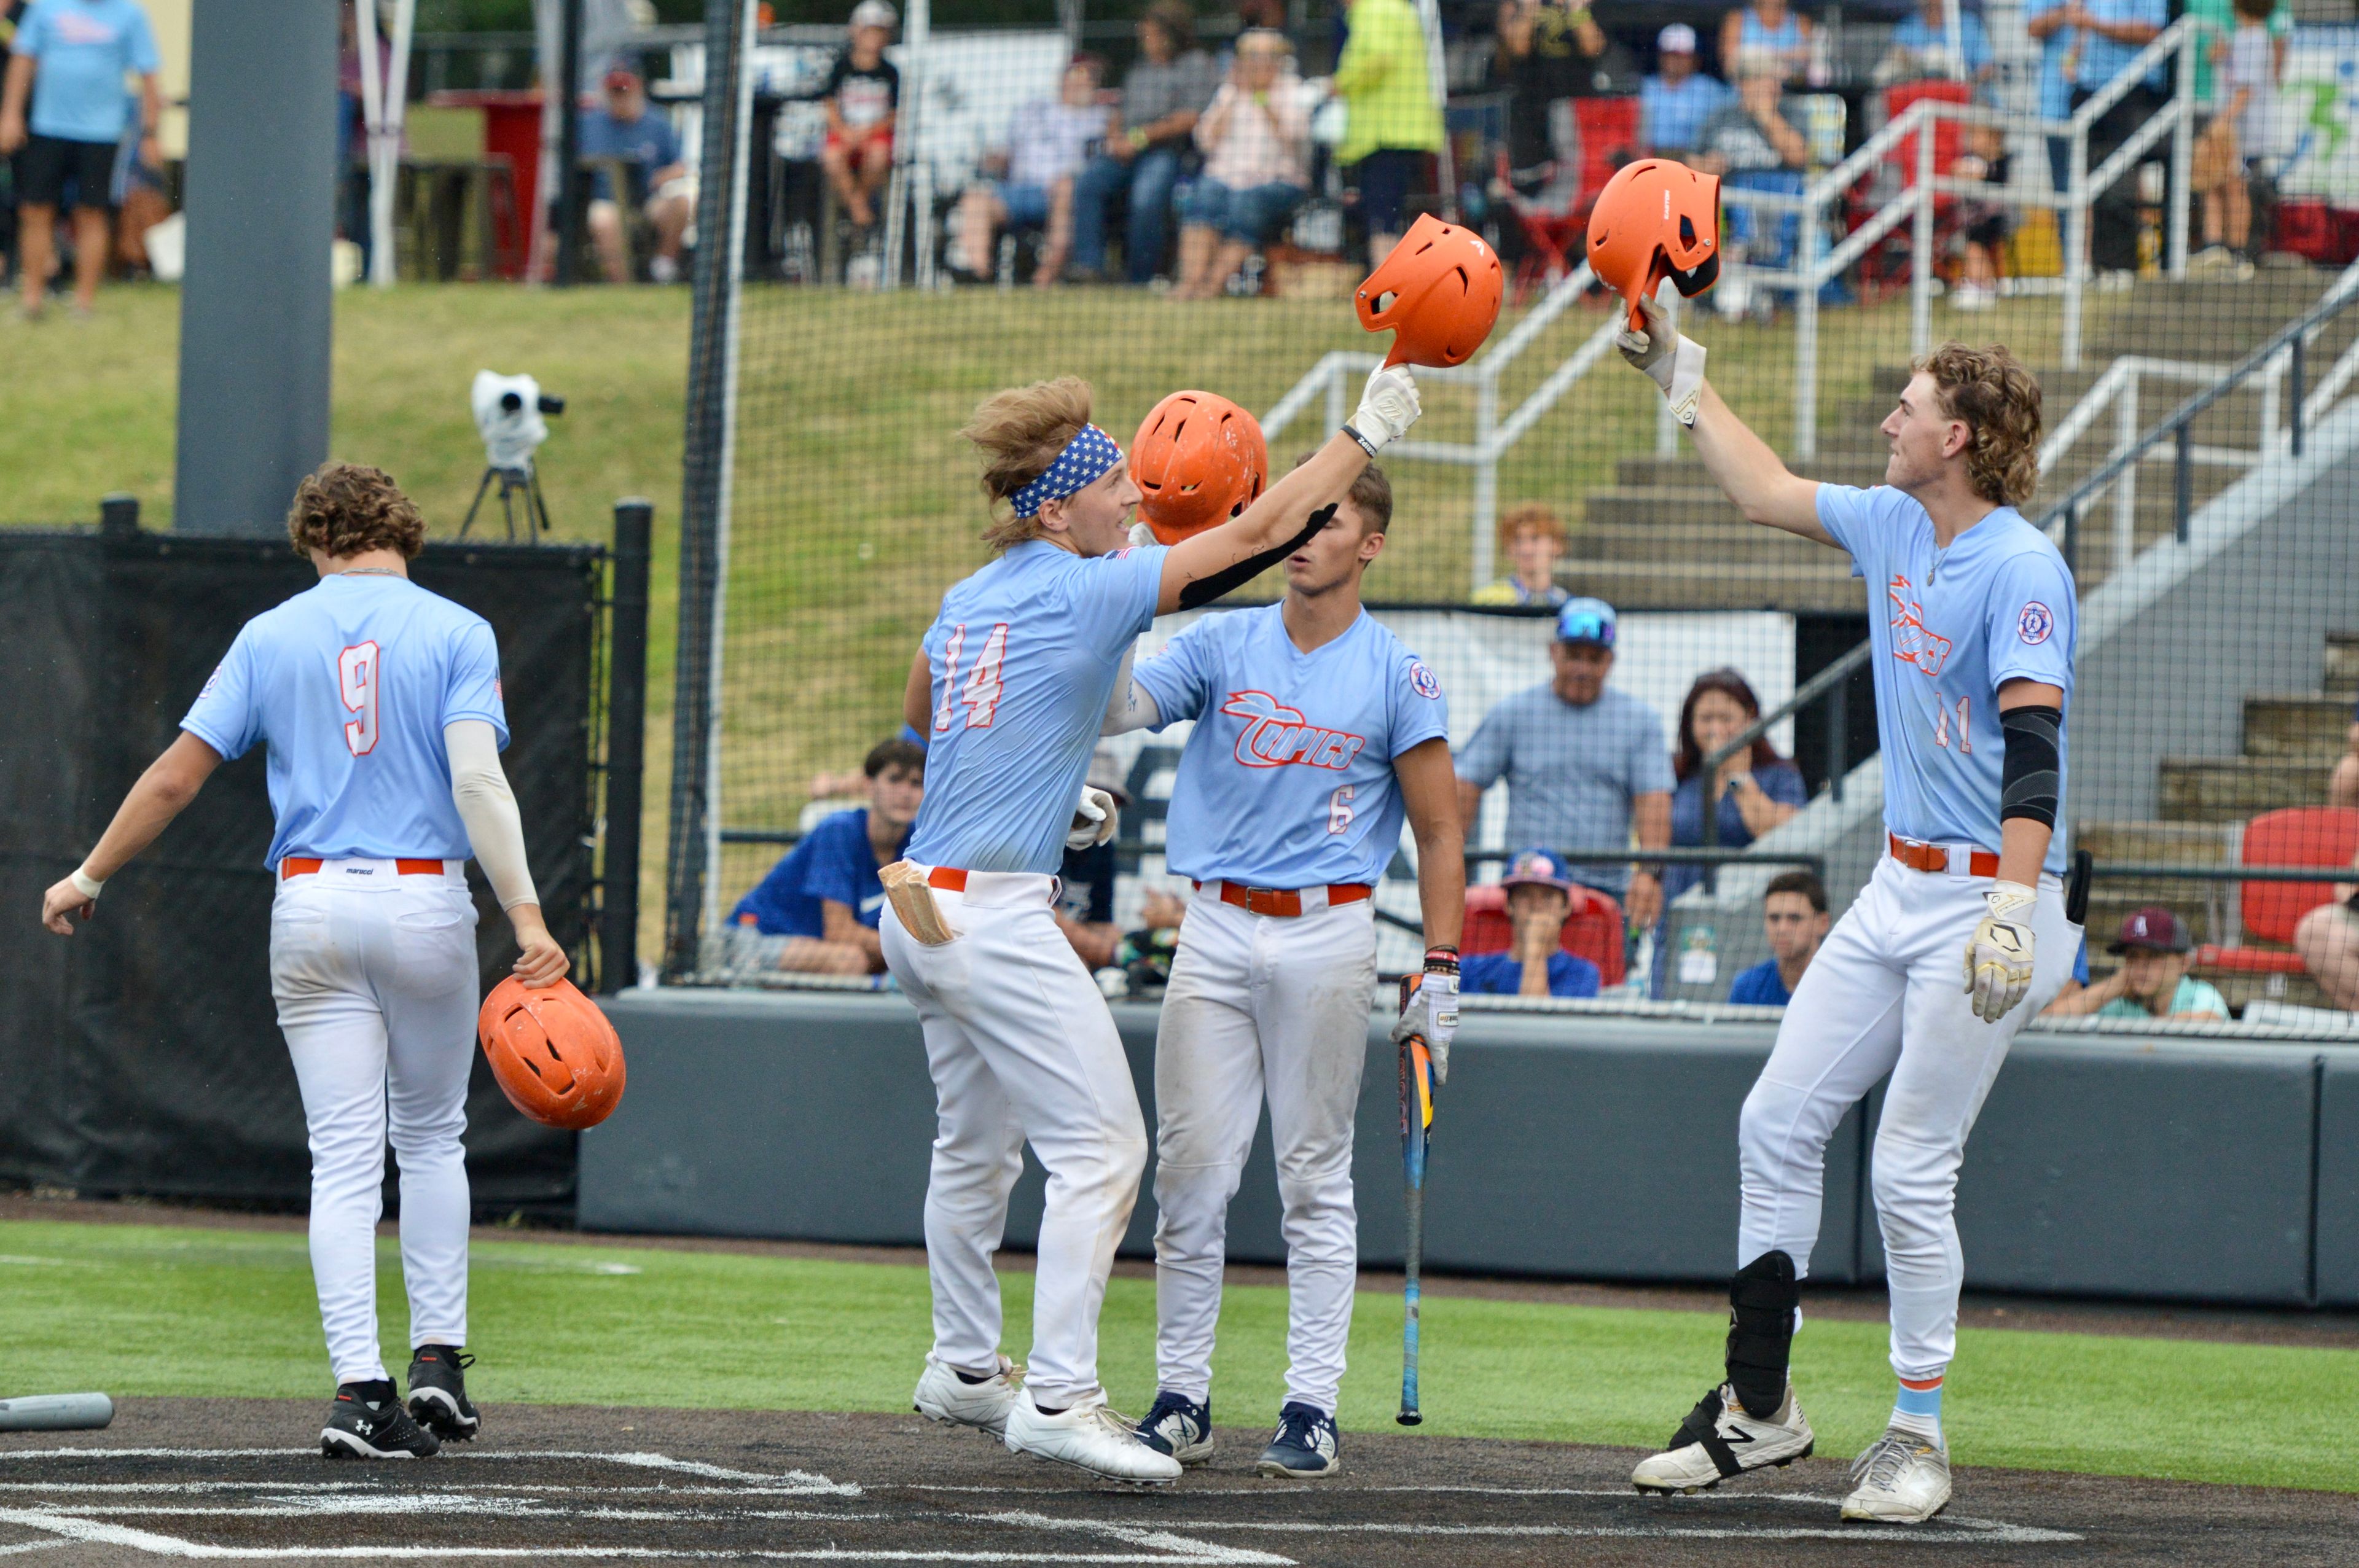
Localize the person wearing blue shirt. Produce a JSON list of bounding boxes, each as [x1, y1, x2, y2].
[[1460, 848, 1603, 998], [2063, 0, 2167, 273], [1726, 869, 1831, 1005], [729, 736, 925, 975], [577, 66, 692, 283], [1639, 24, 1731, 158], [1883, 0, 1993, 94], [0, 0, 159, 319]]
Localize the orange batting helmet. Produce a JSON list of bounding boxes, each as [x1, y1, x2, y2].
[[477, 977, 627, 1131], [1586, 158, 1722, 329], [1131, 391, 1270, 545], [1355, 213, 1504, 369]]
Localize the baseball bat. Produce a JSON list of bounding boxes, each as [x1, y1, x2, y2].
[[0, 1394, 112, 1432], [1397, 975, 1435, 1426]]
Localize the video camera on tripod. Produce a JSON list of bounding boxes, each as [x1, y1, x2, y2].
[[462, 370, 568, 540]]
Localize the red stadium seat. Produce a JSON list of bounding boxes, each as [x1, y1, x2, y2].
[[2191, 806, 2359, 975], [1503, 95, 1639, 304], [1462, 881, 1626, 988]]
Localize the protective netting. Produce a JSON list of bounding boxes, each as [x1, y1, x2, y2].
[[0, 532, 601, 1210], [667, 1, 2359, 1031]]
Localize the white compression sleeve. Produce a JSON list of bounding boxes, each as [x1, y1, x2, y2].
[[1100, 677, 1161, 737], [445, 719, 539, 911]]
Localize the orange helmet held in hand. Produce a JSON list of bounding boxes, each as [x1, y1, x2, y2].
[[477, 977, 627, 1131], [1131, 391, 1270, 545], [1355, 213, 1504, 369], [1586, 158, 1722, 329]]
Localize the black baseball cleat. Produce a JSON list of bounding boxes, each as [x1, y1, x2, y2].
[[1256, 1402, 1340, 1478], [323, 1382, 440, 1459], [406, 1344, 481, 1441]]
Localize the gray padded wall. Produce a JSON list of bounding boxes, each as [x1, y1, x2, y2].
[[2317, 1050, 2359, 1306]]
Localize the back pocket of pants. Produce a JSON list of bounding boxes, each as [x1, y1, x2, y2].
[[393, 903, 478, 993]]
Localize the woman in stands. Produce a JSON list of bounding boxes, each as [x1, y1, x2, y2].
[[1657, 668, 1807, 991]]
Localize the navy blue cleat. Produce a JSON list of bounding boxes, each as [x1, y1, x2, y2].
[[1256, 1402, 1340, 1478], [1133, 1390, 1215, 1467]]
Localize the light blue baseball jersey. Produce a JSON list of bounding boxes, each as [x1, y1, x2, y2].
[[1816, 485, 2076, 874], [1133, 605, 1450, 887], [906, 539, 1169, 876], [181, 574, 509, 870]]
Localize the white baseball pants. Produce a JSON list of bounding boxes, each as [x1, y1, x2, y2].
[[269, 859, 479, 1387], [1737, 853, 2078, 1379], [880, 871, 1147, 1411], [1152, 893, 1376, 1415]]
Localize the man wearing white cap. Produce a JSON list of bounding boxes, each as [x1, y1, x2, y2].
[[1639, 23, 1732, 162]]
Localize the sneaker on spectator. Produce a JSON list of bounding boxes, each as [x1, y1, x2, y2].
[[649, 254, 680, 284], [1951, 283, 1995, 311], [2188, 245, 2236, 272]]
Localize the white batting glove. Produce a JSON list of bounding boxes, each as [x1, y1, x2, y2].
[[1963, 881, 2037, 1023], [1391, 959, 1460, 1085], [1128, 521, 1157, 548], [1616, 294, 1707, 428], [1067, 786, 1118, 851], [1346, 364, 1421, 454]]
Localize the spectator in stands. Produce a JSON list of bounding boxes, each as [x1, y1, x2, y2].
[[1718, 0, 1814, 88], [1070, 1, 1218, 286], [727, 737, 924, 976], [1949, 122, 2012, 311], [2334, 696, 2359, 810], [580, 66, 693, 285], [818, 0, 900, 238], [1332, 0, 1444, 268], [1876, 0, 1994, 92], [2294, 883, 2359, 1012], [2191, 0, 2283, 271], [1493, 0, 1608, 206], [1455, 596, 1675, 930], [1172, 29, 1309, 299], [1638, 25, 1729, 162], [1471, 501, 1570, 607], [0, 0, 26, 287], [0, 0, 160, 320], [2044, 907, 2231, 1021], [1661, 668, 1806, 911], [1689, 52, 1807, 300], [2024, 0, 2079, 197], [1057, 745, 1132, 969], [1726, 869, 1829, 1005], [956, 56, 1109, 288], [1461, 848, 1603, 998], [2065, 0, 2167, 278]]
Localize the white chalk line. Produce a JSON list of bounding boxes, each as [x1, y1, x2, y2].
[[0, 1449, 856, 1495]]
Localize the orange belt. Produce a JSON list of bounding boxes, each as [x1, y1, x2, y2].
[[280, 857, 450, 881], [1888, 833, 1998, 878], [1202, 881, 1372, 918], [928, 867, 969, 892]]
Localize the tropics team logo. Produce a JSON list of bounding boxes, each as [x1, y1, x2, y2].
[[1887, 574, 1952, 677], [1219, 690, 1369, 770], [2017, 602, 2055, 646]]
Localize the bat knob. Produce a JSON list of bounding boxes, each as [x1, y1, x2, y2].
[[1396, 1411, 1423, 1426]]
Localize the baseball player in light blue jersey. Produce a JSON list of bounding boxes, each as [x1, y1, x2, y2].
[[40, 464, 567, 1461], [1103, 460, 1464, 1480], [1619, 304, 2080, 1522], [885, 366, 1424, 1485]]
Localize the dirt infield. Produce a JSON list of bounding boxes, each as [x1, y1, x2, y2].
[[0, 1398, 2348, 1566]]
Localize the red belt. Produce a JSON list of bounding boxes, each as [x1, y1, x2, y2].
[[280, 857, 449, 881], [1888, 833, 1998, 878], [1200, 880, 1371, 918]]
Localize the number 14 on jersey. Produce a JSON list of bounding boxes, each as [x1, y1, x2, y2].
[[934, 623, 1010, 732]]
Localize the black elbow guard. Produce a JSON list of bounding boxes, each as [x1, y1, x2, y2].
[[1999, 704, 2063, 830], [1175, 505, 1336, 610]]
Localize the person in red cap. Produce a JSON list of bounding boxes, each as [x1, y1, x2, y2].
[[577, 66, 692, 283], [2044, 908, 2228, 1022]]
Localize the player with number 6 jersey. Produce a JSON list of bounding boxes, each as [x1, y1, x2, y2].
[[1616, 308, 2081, 1524], [1103, 458, 1463, 1481], [39, 464, 568, 1462], [885, 367, 1422, 1486]]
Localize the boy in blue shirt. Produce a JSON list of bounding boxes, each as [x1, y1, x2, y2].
[[729, 737, 923, 975], [1460, 848, 1603, 999], [0, 0, 160, 319], [1726, 868, 1831, 1005]]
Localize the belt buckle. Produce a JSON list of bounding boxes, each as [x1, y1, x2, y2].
[[1246, 887, 1285, 916]]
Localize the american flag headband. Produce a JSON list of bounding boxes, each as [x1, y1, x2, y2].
[[1011, 425, 1122, 518]]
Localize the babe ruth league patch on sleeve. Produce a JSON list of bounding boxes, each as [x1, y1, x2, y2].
[[1409, 661, 1442, 700], [2017, 603, 2054, 645]]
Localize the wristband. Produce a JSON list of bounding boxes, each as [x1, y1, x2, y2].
[[1423, 946, 1459, 973], [69, 868, 104, 901], [1342, 422, 1380, 458]]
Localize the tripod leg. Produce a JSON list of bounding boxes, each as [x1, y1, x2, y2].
[[459, 468, 498, 538]]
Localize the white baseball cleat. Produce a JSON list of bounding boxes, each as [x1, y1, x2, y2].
[[1004, 1397, 1184, 1485], [1841, 1427, 1952, 1523], [912, 1354, 1023, 1438], [1631, 1382, 1815, 1494]]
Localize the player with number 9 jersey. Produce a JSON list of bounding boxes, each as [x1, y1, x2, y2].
[[882, 368, 1423, 1486], [40, 464, 567, 1462]]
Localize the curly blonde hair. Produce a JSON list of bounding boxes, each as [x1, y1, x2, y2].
[[285, 462, 428, 560], [1912, 342, 2042, 507], [959, 376, 1095, 552]]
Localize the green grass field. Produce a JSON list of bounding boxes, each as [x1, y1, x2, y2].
[[2, 1216, 2349, 1493]]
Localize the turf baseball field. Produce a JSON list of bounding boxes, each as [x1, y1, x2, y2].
[[0, 1197, 2350, 1564]]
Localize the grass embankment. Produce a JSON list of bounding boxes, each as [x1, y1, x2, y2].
[[0, 1216, 2347, 1492]]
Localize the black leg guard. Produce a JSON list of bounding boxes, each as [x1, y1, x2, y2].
[[1723, 1249, 1799, 1419]]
